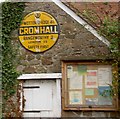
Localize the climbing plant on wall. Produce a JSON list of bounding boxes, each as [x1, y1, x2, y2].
[[2, 2, 25, 117], [82, 3, 119, 98], [68, 2, 120, 98], [82, 2, 120, 98]]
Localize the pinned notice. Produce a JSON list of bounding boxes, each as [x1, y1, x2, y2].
[[98, 66, 112, 86], [85, 89, 94, 96], [69, 91, 82, 105], [78, 65, 87, 75], [69, 71, 83, 90], [85, 70, 98, 88]]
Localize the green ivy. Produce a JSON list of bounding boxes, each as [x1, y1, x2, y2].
[[82, 5, 119, 98], [2, 2, 25, 112], [101, 18, 120, 97]]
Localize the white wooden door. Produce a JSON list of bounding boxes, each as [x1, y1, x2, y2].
[[23, 80, 61, 117]]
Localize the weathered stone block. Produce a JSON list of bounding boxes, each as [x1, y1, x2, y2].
[[92, 112, 106, 117], [20, 60, 29, 66], [29, 59, 40, 65], [83, 112, 92, 117], [16, 65, 25, 72], [35, 65, 47, 73], [36, 54, 41, 60], [27, 55, 35, 61], [41, 56, 53, 65], [23, 66, 36, 73]]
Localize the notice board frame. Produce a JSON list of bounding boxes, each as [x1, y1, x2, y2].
[[62, 60, 118, 111]]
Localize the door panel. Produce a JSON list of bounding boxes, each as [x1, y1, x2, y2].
[[23, 79, 61, 117], [23, 80, 53, 111]]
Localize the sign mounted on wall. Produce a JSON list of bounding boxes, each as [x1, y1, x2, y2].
[[18, 11, 59, 52]]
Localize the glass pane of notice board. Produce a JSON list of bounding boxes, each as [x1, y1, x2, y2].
[[67, 64, 113, 106]]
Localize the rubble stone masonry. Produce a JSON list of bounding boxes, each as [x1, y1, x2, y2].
[[11, 2, 119, 117]]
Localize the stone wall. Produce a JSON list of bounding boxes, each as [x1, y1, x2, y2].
[[11, 2, 119, 117]]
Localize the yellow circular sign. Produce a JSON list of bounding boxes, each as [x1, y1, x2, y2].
[[19, 11, 59, 52]]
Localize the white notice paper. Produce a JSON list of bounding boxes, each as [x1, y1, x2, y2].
[[69, 71, 83, 89], [98, 66, 112, 86]]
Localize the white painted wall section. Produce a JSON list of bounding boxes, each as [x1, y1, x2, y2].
[[52, 0, 110, 47]]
